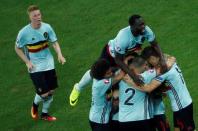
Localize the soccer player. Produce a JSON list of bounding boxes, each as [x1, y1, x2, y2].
[[119, 57, 157, 131], [70, 14, 167, 106], [15, 5, 66, 121], [127, 46, 195, 131], [141, 59, 171, 131], [88, 59, 124, 131]]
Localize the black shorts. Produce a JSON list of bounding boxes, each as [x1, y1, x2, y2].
[[119, 119, 154, 131], [173, 103, 195, 131], [89, 121, 110, 131], [109, 120, 119, 131], [30, 69, 58, 95], [99, 44, 117, 67], [152, 114, 170, 131]]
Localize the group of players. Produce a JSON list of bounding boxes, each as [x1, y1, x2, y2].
[[15, 4, 195, 131], [69, 15, 196, 131]]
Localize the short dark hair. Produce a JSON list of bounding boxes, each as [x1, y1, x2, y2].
[[141, 46, 159, 60], [90, 59, 111, 80], [129, 14, 142, 26], [128, 56, 146, 68]]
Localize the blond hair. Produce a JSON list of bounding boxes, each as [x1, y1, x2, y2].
[[27, 5, 39, 14]]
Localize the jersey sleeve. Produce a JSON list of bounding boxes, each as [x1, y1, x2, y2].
[[47, 24, 57, 43], [141, 69, 157, 84], [154, 73, 168, 83], [114, 30, 129, 55], [15, 30, 26, 48], [144, 26, 155, 43]]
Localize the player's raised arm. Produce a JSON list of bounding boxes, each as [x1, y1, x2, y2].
[[112, 69, 125, 85], [114, 52, 143, 86], [150, 40, 168, 73], [143, 25, 167, 73]]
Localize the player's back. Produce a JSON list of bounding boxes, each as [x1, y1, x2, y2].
[[118, 80, 151, 122]]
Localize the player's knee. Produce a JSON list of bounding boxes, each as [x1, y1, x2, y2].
[[42, 94, 53, 102]]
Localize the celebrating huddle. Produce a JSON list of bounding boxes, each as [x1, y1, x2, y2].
[[69, 15, 195, 131], [15, 5, 195, 131]]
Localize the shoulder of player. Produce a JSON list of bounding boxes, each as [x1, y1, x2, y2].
[[18, 24, 31, 35], [119, 26, 130, 31], [41, 22, 53, 29], [120, 26, 131, 34], [157, 63, 177, 79], [144, 25, 153, 34], [145, 25, 152, 30], [117, 26, 131, 39], [94, 78, 112, 87]]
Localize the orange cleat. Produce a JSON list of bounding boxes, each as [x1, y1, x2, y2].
[[31, 104, 39, 120], [41, 114, 57, 121]]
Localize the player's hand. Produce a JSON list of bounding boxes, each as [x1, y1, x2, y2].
[[167, 56, 176, 69], [124, 55, 134, 65], [160, 60, 168, 74], [155, 66, 161, 75], [69, 85, 80, 106], [26, 61, 34, 71], [58, 55, 66, 65], [123, 75, 146, 92]]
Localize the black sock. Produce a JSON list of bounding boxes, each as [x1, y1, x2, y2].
[[41, 112, 48, 117]]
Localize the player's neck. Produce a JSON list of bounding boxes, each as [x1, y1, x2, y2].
[[31, 22, 41, 29]]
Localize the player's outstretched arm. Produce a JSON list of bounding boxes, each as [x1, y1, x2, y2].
[[115, 53, 144, 86], [52, 42, 66, 65], [141, 80, 162, 93], [123, 75, 161, 93], [112, 70, 125, 85]]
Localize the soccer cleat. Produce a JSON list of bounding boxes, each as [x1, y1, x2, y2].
[[31, 103, 39, 120], [41, 114, 57, 121], [69, 83, 80, 106]]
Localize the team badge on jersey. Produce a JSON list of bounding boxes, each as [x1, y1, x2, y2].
[[43, 32, 49, 40], [104, 79, 110, 84], [116, 46, 121, 52]]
